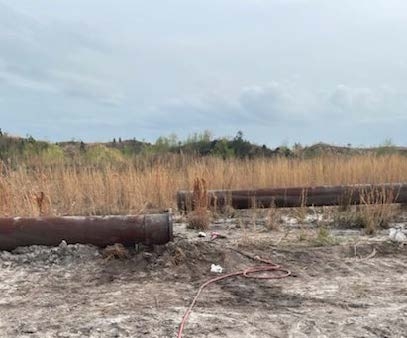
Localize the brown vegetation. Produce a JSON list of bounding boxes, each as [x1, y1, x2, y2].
[[187, 178, 210, 230], [0, 154, 407, 217]]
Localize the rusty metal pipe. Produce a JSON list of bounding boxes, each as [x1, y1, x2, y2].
[[0, 213, 173, 251], [177, 183, 407, 211]]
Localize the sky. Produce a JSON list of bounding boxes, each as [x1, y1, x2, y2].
[[0, 0, 406, 146]]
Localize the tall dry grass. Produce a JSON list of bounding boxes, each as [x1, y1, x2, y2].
[[1, 154, 407, 216]]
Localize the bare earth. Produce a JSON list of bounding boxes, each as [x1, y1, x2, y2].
[[0, 211, 406, 338]]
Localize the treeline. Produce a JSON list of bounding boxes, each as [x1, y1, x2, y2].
[[149, 131, 292, 158], [0, 130, 291, 165], [0, 128, 405, 167]]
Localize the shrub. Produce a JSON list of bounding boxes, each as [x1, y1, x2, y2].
[[187, 209, 210, 230]]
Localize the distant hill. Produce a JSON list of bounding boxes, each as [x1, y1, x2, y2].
[[57, 132, 286, 159], [0, 130, 406, 163], [300, 142, 407, 158]]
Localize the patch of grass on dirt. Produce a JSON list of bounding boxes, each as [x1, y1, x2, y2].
[[332, 203, 400, 235], [328, 186, 401, 234], [187, 209, 210, 230], [297, 229, 309, 242], [102, 243, 130, 260], [311, 227, 339, 246], [265, 207, 281, 231]]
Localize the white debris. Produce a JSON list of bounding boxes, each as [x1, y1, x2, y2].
[[281, 215, 298, 226], [198, 232, 207, 238], [210, 264, 223, 273], [389, 228, 407, 243], [304, 214, 325, 223]]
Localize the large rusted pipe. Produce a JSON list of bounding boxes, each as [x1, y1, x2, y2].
[[0, 213, 172, 251], [177, 183, 407, 211]]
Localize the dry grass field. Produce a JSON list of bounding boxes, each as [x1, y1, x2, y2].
[[1, 153, 407, 217], [1, 153, 407, 337]]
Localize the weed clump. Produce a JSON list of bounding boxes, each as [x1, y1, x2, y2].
[[187, 209, 210, 230], [358, 187, 398, 234], [266, 207, 281, 231], [312, 227, 338, 246], [187, 177, 210, 230], [102, 243, 130, 260], [333, 187, 399, 234]]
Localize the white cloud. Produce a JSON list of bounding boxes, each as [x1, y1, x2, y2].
[[0, 70, 55, 93], [148, 81, 407, 132], [238, 81, 319, 123], [239, 83, 289, 120], [328, 84, 407, 121], [0, 3, 124, 105], [49, 70, 124, 106]]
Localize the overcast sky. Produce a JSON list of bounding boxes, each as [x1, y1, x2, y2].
[[0, 0, 406, 146]]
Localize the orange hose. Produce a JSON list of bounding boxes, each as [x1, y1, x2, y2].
[[177, 256, 291, 337]]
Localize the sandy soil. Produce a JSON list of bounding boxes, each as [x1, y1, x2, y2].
[[0, 211, 406, 338]]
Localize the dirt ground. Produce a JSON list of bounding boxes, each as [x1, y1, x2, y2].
[[0, 210, 406, 338]]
